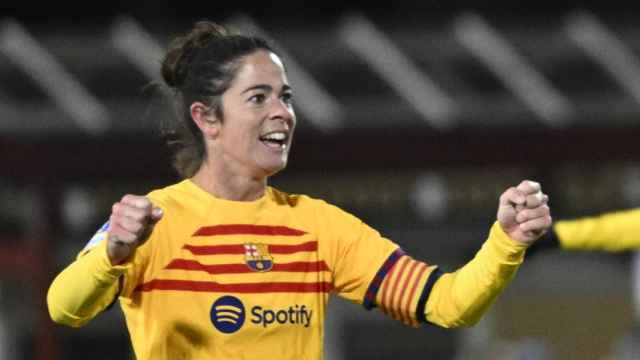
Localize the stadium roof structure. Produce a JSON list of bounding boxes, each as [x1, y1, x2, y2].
[[3, 12, 640, 133], [2, 11, 640, 178]]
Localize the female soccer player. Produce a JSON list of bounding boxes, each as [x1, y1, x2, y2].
[[47, 21, 552, 360]]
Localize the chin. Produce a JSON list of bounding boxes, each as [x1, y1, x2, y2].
[[262, 161, 287, 177], [271, 163, 288, 175], [257, 152, 289, 177]]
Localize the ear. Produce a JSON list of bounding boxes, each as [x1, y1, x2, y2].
[[190, 102, 220, 138]]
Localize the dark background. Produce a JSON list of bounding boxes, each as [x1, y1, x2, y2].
[[2, 2, 640, 359]]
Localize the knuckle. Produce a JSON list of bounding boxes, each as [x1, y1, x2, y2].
[[502, 187, 516, 198], [133, 221, 145, 233], [526, 198, 539, 207], [129, 209, 145, 222], [109, 232, 126, 243], [141, 199, 152, 210], [526, 179, 540, 188]]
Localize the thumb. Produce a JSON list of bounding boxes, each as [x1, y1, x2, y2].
[[151, 207, 164, 222]]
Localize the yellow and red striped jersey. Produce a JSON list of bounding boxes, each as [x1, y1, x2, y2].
[[107, 180, 438, 359], [47, 179, 527, 359]]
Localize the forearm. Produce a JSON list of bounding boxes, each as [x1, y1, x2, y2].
[[425, 221, 527, 328], [555, 209, 640, 252], [47, 240, 128, 327]]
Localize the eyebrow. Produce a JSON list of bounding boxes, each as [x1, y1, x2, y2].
[[241, 84, 292, 94]]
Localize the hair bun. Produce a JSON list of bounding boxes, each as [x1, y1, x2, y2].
[[160, 21, 228, 89]]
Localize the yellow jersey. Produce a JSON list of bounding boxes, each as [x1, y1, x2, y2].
[[48, 179, 527, 359]]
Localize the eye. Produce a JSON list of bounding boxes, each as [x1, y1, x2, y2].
[[249, 94, 266, 104], [281, 92, 293, 105]]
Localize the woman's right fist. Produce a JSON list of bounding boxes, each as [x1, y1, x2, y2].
[[107, 195, 163, 265]]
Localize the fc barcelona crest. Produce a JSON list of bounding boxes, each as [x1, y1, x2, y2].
[[244, 243, 273, 272]]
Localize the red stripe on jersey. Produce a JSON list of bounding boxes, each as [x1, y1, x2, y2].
[[362, 248, 405, 309], [135, 279, 333, 293], [405, 263, 429, 326], [166, 259, 330, 274], [183, 241, 318, 255], [193, 224, 307, 237], [380, 257, 401, 316], [268, 241, 318, 254], [378, 256, 431, 326], [388, 256, 411, 321], [184, 244, 245, 255], [397, 260, 421, 324]]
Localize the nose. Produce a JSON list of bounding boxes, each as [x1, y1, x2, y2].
[[269, 98, 295, 128]]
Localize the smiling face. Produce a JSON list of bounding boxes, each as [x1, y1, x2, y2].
[[212, 50, 296, 179]]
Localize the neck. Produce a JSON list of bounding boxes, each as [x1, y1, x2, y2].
[[191, 160, 268, 202]]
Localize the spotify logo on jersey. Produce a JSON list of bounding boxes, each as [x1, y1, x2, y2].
[[210, 296, 246, 333]]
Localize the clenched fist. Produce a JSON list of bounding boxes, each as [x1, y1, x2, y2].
[[107, 195, 163, 265], [497, 180, 552, 246]]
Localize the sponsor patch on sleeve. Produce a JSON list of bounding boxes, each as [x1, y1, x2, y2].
[[84, 221, 110, 250]]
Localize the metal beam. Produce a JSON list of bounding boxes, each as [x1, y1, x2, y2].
[[0, 19, 109, 134], [453, 13, 572, 127], [338, 14, 458, 130], [109, 16, 165, 83], [565, 10, 640, 105]]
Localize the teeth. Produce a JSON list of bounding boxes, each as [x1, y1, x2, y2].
[[262, 132, 286, 141]]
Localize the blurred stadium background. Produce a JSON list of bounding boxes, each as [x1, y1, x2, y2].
[[2, 1, 640, 359]]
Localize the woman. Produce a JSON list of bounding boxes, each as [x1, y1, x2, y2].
[[47, 21, 552, 359]]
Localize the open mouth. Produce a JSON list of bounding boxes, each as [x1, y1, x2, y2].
[[259, 131, 288, 150]]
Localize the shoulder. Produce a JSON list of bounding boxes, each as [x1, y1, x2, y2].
[[267, 186, 360, 220], [146, 179, 199, 210], [268, 186, 330, 209]]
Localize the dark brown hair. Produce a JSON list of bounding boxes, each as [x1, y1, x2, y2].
[[160, 21, 275, 178]]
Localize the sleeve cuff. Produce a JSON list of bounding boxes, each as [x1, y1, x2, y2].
[[524, 227, 560, 258], [486, 221, 528, 265], [81, 239, 131, 282]]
